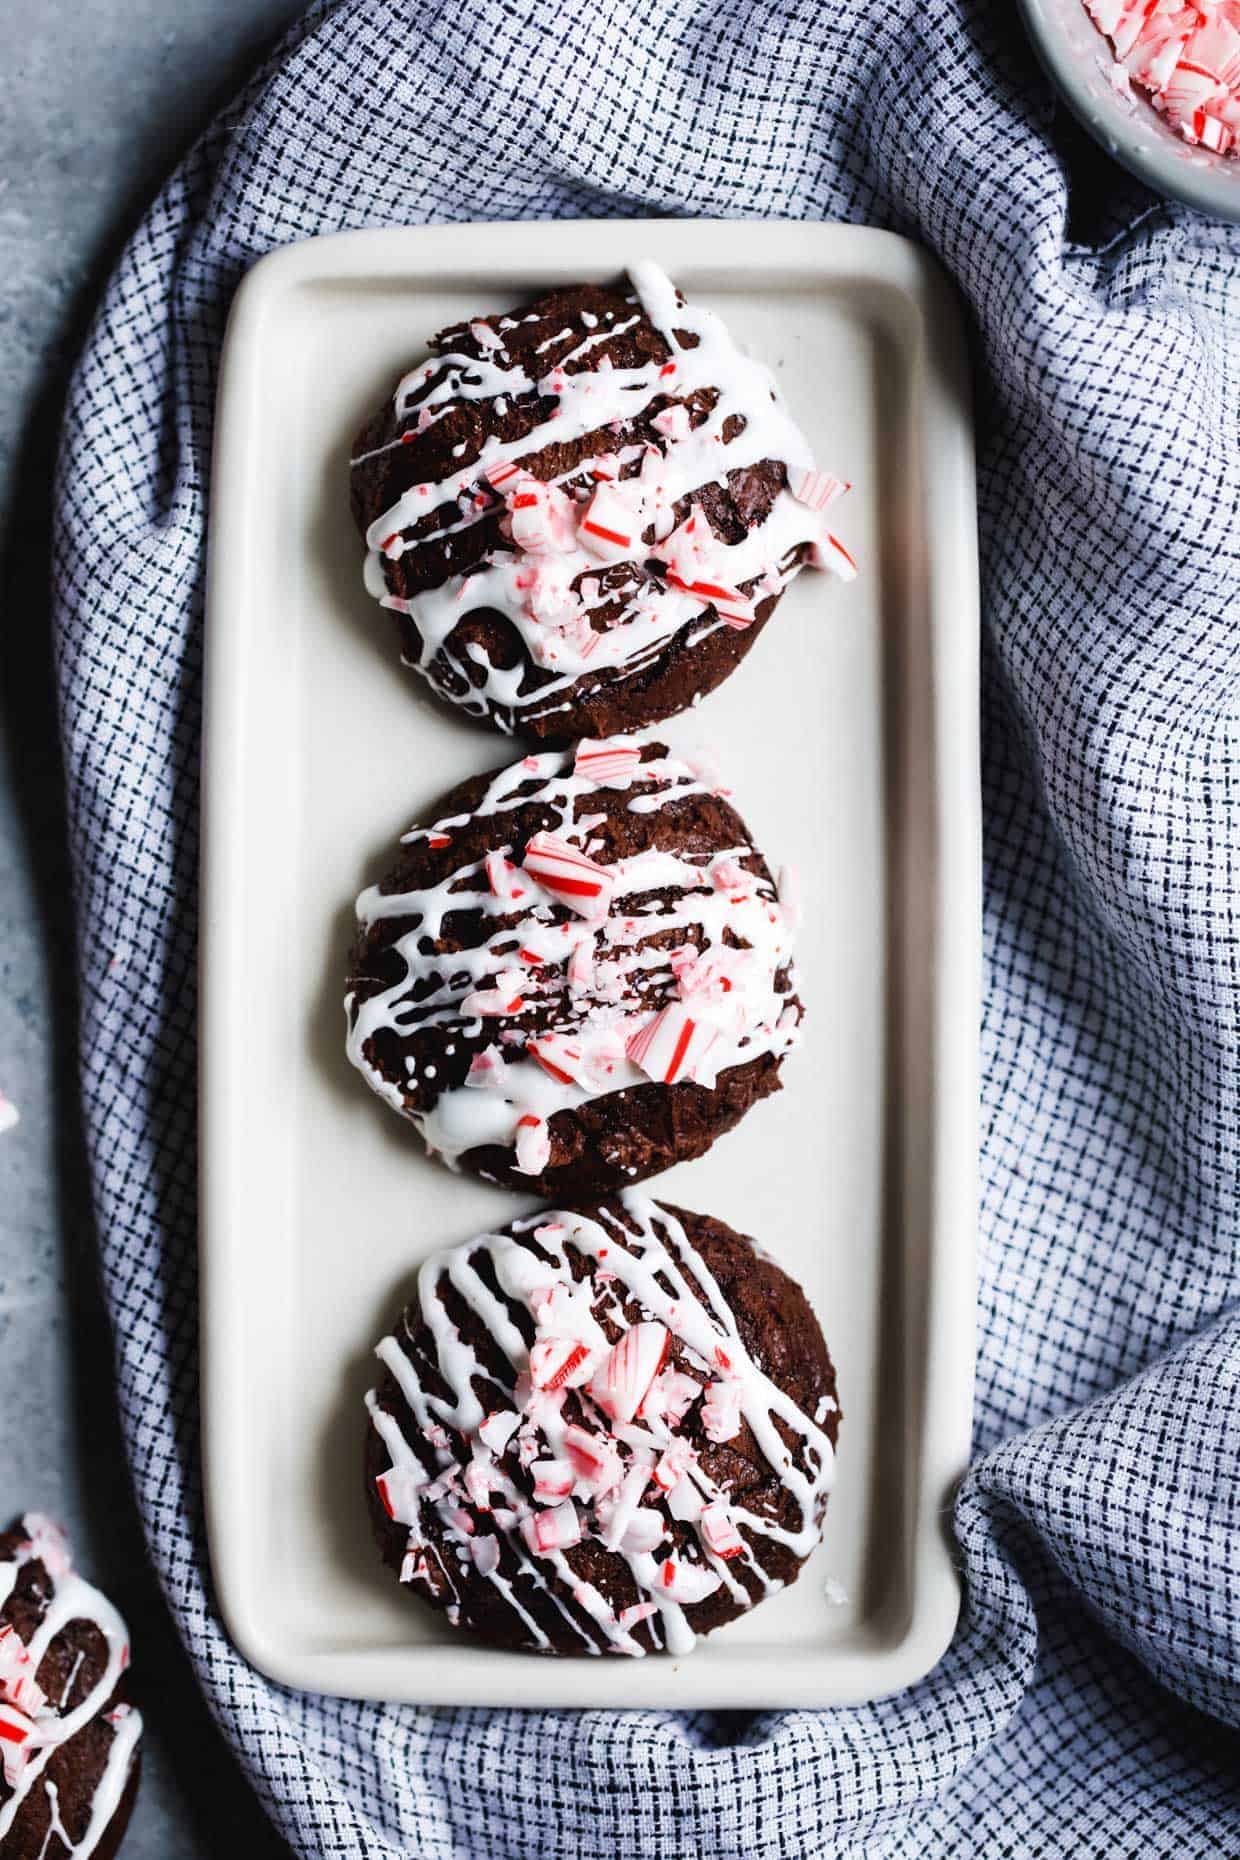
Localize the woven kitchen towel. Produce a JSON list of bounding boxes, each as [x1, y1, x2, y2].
[[52, 0, 1240, 1853]]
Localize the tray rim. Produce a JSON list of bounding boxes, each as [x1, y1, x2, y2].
[[200, 215, 980, 1709]]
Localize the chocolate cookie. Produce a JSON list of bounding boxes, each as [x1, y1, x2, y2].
[[0, 1515, 140, 1860], [364, 1194, 840, 1656], [345, 737, 802, 1197], [350, 262, 856, 740]]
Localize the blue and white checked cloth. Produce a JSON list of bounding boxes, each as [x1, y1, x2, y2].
[[52, 1, 1240, 1853]]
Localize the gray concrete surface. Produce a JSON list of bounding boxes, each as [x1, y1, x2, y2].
[[1, 5, 309, 1854]]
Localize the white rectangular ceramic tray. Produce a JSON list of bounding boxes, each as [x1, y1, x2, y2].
[[201, 218, 979, 1709]]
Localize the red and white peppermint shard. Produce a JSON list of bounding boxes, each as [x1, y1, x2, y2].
[[505, 474, 576, 555], [514, 1113, 551, 1176], [562, 1423, 622, 1496], [700, 1502, 747, 1560], [0, 1701, 34, 1787], [483, 456, 524, 492], [528, 1336, 594, 1391], [522, 833, 615, 916], [657, 1555, 722, 1606], [665, 570, 756, 631], [652, 1436, 696, 1494], [701, 1376, 743, 1443], [462, 968, 527, 1018], [625, 1003, 718, 1086], [469, 1535, 501, 1576], [530, 1458, 575, 1504], [0, 1626, 43, 1720], [521, 1501, 582, 1556], [789, 467, 849, 512], [809, 534, 858, 581], [463, 1457, 496, 1512], [573, 739, 644, 788], [485, 850, 528, 904], [577, 483, 637, 561], [528, 1034, 588, 1087], [478, 1409, 521, 1455], [375, 1466, 424, 1526], [588, 1321, 670, 1424]]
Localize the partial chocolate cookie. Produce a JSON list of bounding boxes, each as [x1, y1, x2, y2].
[[345, 737, 802, 1197], [350, 261, 856, 740], [0, 1515, 140, 1860], [364, 1194, 841, 1656]]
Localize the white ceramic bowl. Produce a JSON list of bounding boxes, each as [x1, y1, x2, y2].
[[1019, 0, 1240, 222]]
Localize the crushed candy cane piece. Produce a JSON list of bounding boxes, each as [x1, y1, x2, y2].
[[789, 466, 849, 511], [470, 1535, 501, 1576], [646, 1368, 702, 1427], [485, 849, 528, 903], [375, 1466, 424, 1525], [563, 1423, 622, 1495], [0, 1627, 44, 1720], [503, 472, 576, 554], [528, 1034, 587, 1087], [522, 832, 615, 915], [478, 1409, 521, 1455], [528, 1336, 594, 1391], [462, 968, 527, 1018], [626, 1004, 719, 1086], [657, 1555, 722, 1606], [700, 1502, 746, 1560], [665, 569, 756, 630], [514, 1114, 551, 1176], [0, 1702, 35, 1788], [573, 739, 644, 787], [653, 1436, 696, 1492], [589, 1322, 670, 1424], [531, 1458, 576, 1503], [701, 1377, 743, 1443], [521, 1500, 581, 1555], [578, 483, 637, 560]]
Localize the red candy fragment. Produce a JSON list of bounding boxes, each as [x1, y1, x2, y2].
[[657, 1555, 722, 1606], [577, 483, 637, 560], [0, 1701, 35, 1787], [665, 569, 756, 630], [573, 739, 644, 788], [528, 1337, 594, 1392], [700, 1502, 747, 1560], [522, 832, 615, 916], [521, 1501, 581, 1556], [789, 466, 850, 512], [625, 1003, 718, 1086], [588, 1322, 670, 1424]]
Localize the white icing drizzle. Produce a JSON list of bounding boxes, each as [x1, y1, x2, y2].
[[345, 739, 802, 1176], [354, 261, 850, 724], [366, 1193, 835, 1657], [0, 1516, 140, 1856]]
